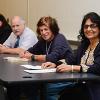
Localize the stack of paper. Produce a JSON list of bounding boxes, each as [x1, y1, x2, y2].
[[4, 57, 29, 62], [21, 65, 42, 69], [21, 64, 56, 73]]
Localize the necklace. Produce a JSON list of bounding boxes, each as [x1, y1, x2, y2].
[[89, 41, 99, 51], [46, 41, 52, 55], [81, 41, 99, 65]]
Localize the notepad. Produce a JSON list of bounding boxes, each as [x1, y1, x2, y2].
[[24, 68, 56, 73], [4, 57, 29, 62], [21, 65, 42, 69]]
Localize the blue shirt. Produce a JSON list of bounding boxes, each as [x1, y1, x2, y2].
[[3, 27, 38, 50], [28, 33, 74, 64]]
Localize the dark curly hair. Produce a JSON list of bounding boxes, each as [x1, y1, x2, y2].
[[0, 13, 9, 28], [36, 16, 59, 39], [78, 12, 100, 43]]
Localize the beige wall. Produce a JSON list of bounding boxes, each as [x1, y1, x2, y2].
[[0, 0, 28, 24], [0, 0, 100, 40], [0, 0, 7, 17]]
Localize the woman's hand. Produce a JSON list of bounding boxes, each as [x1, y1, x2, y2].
[[57, 64, 81, 72], [41, 62, 56, 68], [19, 51, 33, 60], [56, 64, 72, 72]]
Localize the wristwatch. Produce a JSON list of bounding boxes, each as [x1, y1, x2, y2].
[[31, 55, 35, 61]]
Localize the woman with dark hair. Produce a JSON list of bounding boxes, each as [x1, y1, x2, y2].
[[42, 12, 100, 100], [20, 16, 74, 63], [0, 14, 12, 44]]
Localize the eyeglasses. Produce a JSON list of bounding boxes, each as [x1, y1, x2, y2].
[[84, 24, 98, 29]]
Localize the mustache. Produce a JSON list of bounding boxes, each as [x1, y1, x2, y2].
[[14, 30, 19, 33]]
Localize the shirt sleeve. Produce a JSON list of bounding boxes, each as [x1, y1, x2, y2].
[[46, 34, 74, 64], [3, 32, 16, 48], [87, 48, 100, 75], [80, 64, 89, 72], [28, 41, 41, 54], [19, 30, 38, 50]]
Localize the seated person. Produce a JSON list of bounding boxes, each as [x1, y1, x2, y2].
[[42, 12, 100, 100], [0, 13, 12, 44], [19, 16, 75, 100], [20, 16, 74, 64], [0, 16, 38, 54]]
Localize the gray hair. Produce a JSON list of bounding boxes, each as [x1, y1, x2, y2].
[[11, 16, 26, 25]]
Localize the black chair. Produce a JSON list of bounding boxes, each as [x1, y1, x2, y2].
[[59, 83, 90, 100], [0, 85, 8, 100]]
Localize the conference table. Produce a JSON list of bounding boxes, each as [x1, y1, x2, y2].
[[0, 54, 100, 100]]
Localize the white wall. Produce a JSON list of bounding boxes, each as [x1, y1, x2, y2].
[[0, 0, 100, 40], [28, 0, 100, 41]]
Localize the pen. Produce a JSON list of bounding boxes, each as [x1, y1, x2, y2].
[[23, 76, 32, 78]]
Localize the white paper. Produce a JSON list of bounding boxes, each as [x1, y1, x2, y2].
[[4, 57, 29, 62], [21, 65, 42, 69], [24, 68, 56, 73]]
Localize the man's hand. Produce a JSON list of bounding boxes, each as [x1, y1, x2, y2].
[[0, 44, 7, 53]]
